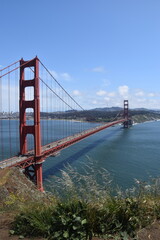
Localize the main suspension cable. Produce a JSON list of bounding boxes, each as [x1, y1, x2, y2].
[[29, 66, 77, 111], [0, 59, 36, 79], [39, 60, 85, 111], [0, 60, 20, 72]]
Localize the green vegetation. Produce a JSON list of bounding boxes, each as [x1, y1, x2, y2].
[[40, 109, 160, 123], [6, 165, 160, 240]]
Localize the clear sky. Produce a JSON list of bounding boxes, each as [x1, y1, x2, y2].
[[1, 0, 160, 109]]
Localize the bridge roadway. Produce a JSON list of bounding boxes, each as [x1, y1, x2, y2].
[[0, 119, 126, 169]]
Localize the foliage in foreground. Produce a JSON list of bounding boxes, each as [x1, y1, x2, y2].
[[10, 164, 160, 239]]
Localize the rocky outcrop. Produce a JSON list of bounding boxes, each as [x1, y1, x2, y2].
[[0, 167, 48, 206]]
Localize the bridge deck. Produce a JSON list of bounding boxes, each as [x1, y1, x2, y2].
[[0, 119, 126, 169]]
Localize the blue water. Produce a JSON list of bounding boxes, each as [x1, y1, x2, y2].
[[43, 121, 160, 189], [1, 120, 160, 190]]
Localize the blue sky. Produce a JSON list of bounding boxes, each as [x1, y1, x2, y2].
[[1, 0, 160, 109]]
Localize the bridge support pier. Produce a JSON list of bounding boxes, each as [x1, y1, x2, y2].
[[35, 163, 44, 192], [24, 162, 44, 192]]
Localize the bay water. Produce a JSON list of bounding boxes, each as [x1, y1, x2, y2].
[[43, 121, 160, 190], [1, 120, 160, 190]]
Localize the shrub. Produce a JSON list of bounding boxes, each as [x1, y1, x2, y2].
[[49, 200, 92, 240]]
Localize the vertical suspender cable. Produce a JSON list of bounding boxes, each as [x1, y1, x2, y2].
[[55, 75, 58, 142], [61, 86, 64, 137], [46, 71, 49, 144], [51, 73, 53, 143], [0, 69, 3, 160], [8, 70, 12, 157], [15, 63, 19, 153], [41, 65, 44, 146]]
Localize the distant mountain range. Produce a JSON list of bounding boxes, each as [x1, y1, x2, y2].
[[91, 107, 122, 112], [90, 107, 160, 112]]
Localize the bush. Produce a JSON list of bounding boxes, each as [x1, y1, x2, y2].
[[49, 200, 92, 240]]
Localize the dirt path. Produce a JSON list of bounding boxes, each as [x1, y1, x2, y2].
[[0, 212, 45, 240]]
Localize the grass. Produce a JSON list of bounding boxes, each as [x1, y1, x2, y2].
[[0, 168, 12, 186], [8, 163, 160, 239]]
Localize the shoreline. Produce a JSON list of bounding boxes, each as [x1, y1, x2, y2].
[[1, 117, 160, 125]]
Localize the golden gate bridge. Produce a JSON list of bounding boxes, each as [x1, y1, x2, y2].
[[0, 57, 131, 191]]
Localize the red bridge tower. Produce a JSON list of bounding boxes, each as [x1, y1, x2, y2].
[[19, 57, 44, 191], [123, 100, 129, 128]]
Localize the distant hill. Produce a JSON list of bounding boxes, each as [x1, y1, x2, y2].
[[91, 107, 160, 113], [91, 107, 122, 112], [131, 108, 148, 111], [133, 108, 160, 112]]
